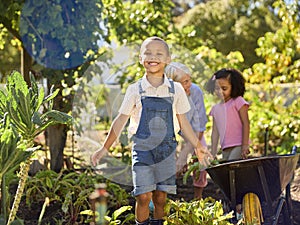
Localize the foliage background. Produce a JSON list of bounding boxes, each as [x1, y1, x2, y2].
[[0, 0, 299, 165], [0, 0, 299, 224]]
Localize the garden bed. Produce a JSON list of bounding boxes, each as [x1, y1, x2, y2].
[[15, 162, 300, 224]]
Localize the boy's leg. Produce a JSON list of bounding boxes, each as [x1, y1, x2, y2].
[[152, 190, 167, 219], [136, 192, 152, 223]]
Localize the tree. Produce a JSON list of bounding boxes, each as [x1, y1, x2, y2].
[[0, 30, 20, 80], [0, 0, 30, 84], [174, 0, 281, 68], [244, 0, 300, 83], [243, 0, 300, 153], [0, 0, 105, 171], [0, 0, 177, 171]]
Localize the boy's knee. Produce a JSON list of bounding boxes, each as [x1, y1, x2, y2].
[[152, 192, 166, 206], [136, 192, 152, 205]]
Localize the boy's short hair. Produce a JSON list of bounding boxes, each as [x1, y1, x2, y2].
[[141, 36, 170, 55]]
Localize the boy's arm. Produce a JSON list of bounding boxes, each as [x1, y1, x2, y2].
[[239, 105, 250, 159], [91, 113, 130, 166], [211, 118, 219, 158], [176, 114, 212, 165]]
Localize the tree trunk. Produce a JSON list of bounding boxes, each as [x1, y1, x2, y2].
[[47, 124, 68, 172], [45, 71, 74, 172], [21, 46, 31, 85]]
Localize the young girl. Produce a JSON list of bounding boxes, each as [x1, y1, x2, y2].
[[205, 68, 250, 161]]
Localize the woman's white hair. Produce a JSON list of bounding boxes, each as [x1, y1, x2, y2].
[[165, 62, 191, 82]]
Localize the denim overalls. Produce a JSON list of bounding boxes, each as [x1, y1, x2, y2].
[[131, 79, 177, 196]]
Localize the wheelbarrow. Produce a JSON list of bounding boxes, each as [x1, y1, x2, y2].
[[206, 148, 299, 225]]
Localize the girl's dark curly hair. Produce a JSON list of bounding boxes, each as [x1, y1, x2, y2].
[[205, 68, 246, 98]]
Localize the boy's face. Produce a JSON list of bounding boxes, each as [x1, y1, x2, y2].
[[139, 40, 171, 75]]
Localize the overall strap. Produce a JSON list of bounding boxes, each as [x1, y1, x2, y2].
[[168, 78, 175, 100], [168, 78, 175, 94], [138, 79, 145, 95]]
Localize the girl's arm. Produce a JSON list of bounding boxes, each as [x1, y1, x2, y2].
[[239, 105, 250, 159], [211, 117, 219, 158], [177, 114, 212, 164], [91, 113, 130, 166]]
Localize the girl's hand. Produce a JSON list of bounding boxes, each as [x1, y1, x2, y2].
[[91, 147, 108, 166], [241, 145, 250, 159]]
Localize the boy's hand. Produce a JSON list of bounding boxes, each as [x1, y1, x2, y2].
[[91, 147, 108, 166]]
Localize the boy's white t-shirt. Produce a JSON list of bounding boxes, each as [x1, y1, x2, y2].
[[119, 75, 191, 138]]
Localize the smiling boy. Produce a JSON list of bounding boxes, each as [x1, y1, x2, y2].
[[91, 36, 212, 225]]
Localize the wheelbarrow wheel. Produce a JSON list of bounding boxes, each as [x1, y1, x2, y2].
[[242, 192, 264, 224]]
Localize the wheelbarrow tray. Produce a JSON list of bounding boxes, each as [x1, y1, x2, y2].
[[206, 154, 299, 204]]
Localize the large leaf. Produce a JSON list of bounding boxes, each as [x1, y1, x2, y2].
[[40, 110, 73, 125], [6, 71, 29, 100], [0, 90, 6, 115], [0, 128, 34, 177]]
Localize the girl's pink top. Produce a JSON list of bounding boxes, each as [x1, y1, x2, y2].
[[209, 96, 249, 150]]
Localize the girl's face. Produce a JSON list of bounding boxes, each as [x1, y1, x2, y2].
[[215, 78, 232, 102], [179, 73, 192, 95], [139, 40, 170, 76]]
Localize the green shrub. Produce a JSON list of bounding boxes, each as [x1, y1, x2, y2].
[[164, 197, 234, 225]]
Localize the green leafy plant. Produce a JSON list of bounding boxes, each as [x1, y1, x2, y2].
[[182, 156, 220, 185], [23, 168, 133, 224], [104, 205, 134, 225], [164, 197, 234, 225], [0, 71, 72, 224], [81, 205, 134, 225], [246, 84, 299, 154], [0, 127, 35, 223], [24, 169, 97, 224]]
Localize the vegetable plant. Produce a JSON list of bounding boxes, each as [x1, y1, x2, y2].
[[23, 168, 133, 224], [164, 197, 234, 225], [0, 71, 73, 224]]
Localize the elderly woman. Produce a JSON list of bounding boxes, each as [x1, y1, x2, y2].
[[165, 62, 209, 199]]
